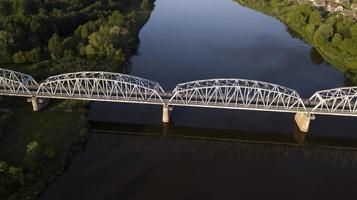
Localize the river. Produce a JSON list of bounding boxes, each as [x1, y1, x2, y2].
[[90, 0, 357, 137], [41, 0, 357, 199]]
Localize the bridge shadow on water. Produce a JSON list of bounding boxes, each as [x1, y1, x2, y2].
[[88, 102, 357, 168], [39, 104, 357, 200], [89, 121, 357, 147], [89, 119, 357, 150], [41, 126, 357, 200], [88, 102, 357, 148]]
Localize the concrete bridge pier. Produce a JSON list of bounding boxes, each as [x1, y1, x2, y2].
[[28, 97, 49, 111], [162, 104, 170, 123], [31, 97, 39, 111], [294, 112, 312, 133]]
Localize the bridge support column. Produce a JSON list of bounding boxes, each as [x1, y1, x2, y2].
[[294, 112, 311, 133], [31, 97, 39, 111], [162, 104, 170, 123], [28, 97, 49, 111]]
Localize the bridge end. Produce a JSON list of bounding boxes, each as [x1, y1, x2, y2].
[[294, 112, 311, 133]]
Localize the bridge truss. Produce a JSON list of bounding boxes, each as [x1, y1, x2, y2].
[[0, 68, 37, 95], [309, 87, 357, 116], [169, 79, 306, 113], [2, 68, 357, 119], [36, 72, 165, 104]]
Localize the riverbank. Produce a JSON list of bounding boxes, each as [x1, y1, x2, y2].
[[235, 0, 357, 84], [0, 98, 89, 199], [0, 0, 156, 199]]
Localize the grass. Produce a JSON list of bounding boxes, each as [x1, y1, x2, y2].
[[0, 97, 89, 199]]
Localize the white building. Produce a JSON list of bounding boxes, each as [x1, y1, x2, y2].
[[312, 0, 327, 7], [351, 3, 357, 10], [327, 1, 344, 12]]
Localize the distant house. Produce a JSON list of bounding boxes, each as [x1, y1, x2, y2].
[[342, 9, 354, 16], [327, 1, 344, 12], [312, 0, 327, 7], [342, 9, 357, 20], [334, 0, 351, 4], [351, 3, 357, 10]]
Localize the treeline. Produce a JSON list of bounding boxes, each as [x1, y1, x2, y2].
[[236, 0, 357, 83], [0, 0, 154, 66]]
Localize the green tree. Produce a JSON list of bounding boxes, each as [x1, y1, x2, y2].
[[298, 4, 313, 17], [85, 26, 115, 58], [313, 24, 334, 45], [271, 0, 284, 6], [76, 21, 98, 39], [48, 33, 63, 60], [308, 10, 321, 26], [0, 31, 13, 49], [25, 47, 41, 63], [108, 11, 125, 26], [332, 33, 343, 48], [0, 31, 13, 63], [12, 48, 41, 63], [0, 0, 12, 16], [287, 9, 306, 27], [84, 25, 127, 63], [306, 24, 317, 36], [336, 17, 353, 38], [12, 51, 27, 63], [12, 0, 33, 16], [113, 49, 125, 63], [341, 39, 357, 55], [351, 25, 357, 38], [109, 26, 129, 48], [140, 0, 153, 11]]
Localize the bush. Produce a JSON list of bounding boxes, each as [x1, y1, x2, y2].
[[12, 48, 42, 64]]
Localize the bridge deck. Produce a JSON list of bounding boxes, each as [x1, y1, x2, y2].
[[2, 90, 357, 117], [1, 69, 357, 118]]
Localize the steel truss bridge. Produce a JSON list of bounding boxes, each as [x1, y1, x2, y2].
[[1, 68, 357, 132]]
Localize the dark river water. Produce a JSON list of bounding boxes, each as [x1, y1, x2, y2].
[[42, 0, 357, 199], [90, 0, 357, 137]]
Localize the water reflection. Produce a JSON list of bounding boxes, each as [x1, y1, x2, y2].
[[41, 133, 357, 200], [86, 133, 357, 168], [309, 47, 325, 65], [285, 26, 304, 40], [89, 119, 357, 150]]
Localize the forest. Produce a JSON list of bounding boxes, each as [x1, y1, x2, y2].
[[0, 0, 154, 77], [0, 1, 154, 199], [236, 0, 357, 83]]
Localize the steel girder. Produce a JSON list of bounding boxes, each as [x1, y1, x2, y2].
[[309, 87, 357, 114], [36, 71, 164, 103], [2, 67, 357, 116], [0, 68, 37, 94], [169, 79, 306, 112]]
